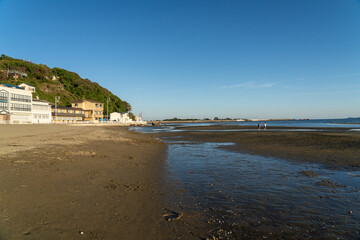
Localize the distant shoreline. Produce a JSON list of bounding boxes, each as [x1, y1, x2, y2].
[[151, 119, 307, 124]]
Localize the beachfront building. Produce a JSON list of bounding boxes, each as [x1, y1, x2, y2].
[[110, 112, 132, 122], [0, 86, 10, 124], [71, 100, 104, 123], [135, 115, 142, 122], [0, 83, 32, 124], [51, 105, 85, 124], [32, 100, 51, 124]]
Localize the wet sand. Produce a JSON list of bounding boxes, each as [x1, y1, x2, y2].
[[156, 125, 360, 168], [0, 125, 198, 240], [150, 124, 360, 239]]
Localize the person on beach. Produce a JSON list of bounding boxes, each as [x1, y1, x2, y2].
[[257, 122, 261, 130], [264, 122, 267, 130]]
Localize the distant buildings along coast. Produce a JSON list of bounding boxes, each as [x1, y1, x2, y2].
[[0, 83, 143, 124]]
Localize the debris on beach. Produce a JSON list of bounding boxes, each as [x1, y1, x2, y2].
[[23, 228, 31, 235], [162, 208, 183, 221]]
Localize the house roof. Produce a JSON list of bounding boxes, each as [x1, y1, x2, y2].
[[72, 99, 103, 104], [0, 83, 25, 90]]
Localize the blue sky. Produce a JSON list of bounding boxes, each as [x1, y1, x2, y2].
[[0, 0, 359, 120]]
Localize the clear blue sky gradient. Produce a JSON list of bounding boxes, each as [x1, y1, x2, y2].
[[1, 0, 359, 120]]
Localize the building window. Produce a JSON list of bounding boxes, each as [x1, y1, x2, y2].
[[11, 103, 31, 111], [33, 104, 49, 111], [0, 91, 8, 101], [10, 93, 31, 103], [0, 101, 8, 110]]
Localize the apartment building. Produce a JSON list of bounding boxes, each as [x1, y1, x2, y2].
[[0, 83, 108, 125], [32, 100, 51, 124], [71, 100, 104, 123], [0, 83, 32, 124], [51, 105, 85, 124]]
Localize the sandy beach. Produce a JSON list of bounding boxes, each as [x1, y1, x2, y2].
[[1, 124, 360, 239], [0, 125, 197, 240]]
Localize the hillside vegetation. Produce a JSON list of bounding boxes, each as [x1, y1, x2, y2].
[[0, 54, 131, 114]]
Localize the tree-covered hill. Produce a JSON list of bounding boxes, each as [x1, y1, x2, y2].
[[0, 54, 131, 114]]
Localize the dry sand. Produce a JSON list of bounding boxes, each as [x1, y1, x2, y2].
[[0, 125, 198, 240]]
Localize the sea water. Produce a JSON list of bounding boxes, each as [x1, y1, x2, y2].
[[130, 122, 360, 239], [163, 117, 360, 129]]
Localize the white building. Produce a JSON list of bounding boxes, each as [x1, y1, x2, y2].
[[18, 83, 36, 93], [110, 112, 132, 122], [32, 100, 51, 124], [0, 83, 32, 124]]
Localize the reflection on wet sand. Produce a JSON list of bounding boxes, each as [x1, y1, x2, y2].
[[164, 140, 360, 239]]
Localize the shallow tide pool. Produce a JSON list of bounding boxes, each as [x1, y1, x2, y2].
[[164, 139, 360, 239]]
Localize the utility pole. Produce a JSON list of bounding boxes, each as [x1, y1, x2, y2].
[[55, 96, 60, 124], [107, 97, 110, 122]]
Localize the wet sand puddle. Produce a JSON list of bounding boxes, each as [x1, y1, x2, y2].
[[163, 139, 360, 239]]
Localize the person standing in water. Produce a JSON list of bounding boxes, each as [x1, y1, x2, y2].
[[264, 122, 267, 130], [257, 122, 261, 130]]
